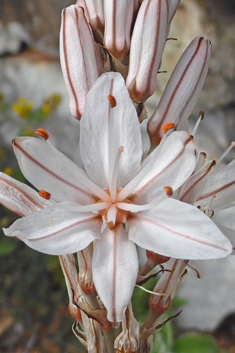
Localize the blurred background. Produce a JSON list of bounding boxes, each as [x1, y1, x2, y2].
[[0, 0, 235, 352]]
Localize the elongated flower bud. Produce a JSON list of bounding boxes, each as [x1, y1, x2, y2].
[[103, 0, 135, 60], [60, 5, 101, 120], [126, 0, 169, 103], [148, 36, 211, 146]]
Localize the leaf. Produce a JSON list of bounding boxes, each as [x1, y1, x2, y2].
[[174, 334, 220, 353]]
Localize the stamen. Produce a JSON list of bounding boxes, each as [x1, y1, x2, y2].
[[164, 186, 173, 196], [217, 141, 235, 166], [204, 195, 216, 217], [109, 146, 124, 202], [35, 128, 50, 140], [50, 199, 109, 213], [162, 122, 175, 134], [135, 284, 165, 296], [38, 190, 51, 200], [107, 95, 116, 108], [191, 111, 204, 136], [117, 189, 166, 212]]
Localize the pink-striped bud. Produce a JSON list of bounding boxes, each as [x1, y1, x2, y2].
[[103, 0, 135, 60], [148, 36, 211, 146], [126, 0, 169, 103], [60, 5, 101, 120]]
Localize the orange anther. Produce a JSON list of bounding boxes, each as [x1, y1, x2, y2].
[[162, 122, 175, 134], [164, 186, 173, 196], [35, 128, 50, 140], [107, 95, 116, 108], [38, 190, 51, 200]]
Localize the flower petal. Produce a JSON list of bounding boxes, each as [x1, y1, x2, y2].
[[214, 222, 235, 255], [92, 225, 138, 322], [126, 0, 168, 103], [60, 4, 101, 119], [177, 160, 216, 204], [167, 0, 180, 23], [80, 72, 142, 189], [195, 161, 235, 210], [119, 131, 196, 203], [0, 172, 50, 216], [4, 204, 101, 255], [13, 136, 99, 204], [128, 198, 232, 259], [148, 36, 211, 145]]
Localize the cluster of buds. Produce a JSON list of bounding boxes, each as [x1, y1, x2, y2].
[[60, 0, 182, 121], [0, 1, 235, 353]]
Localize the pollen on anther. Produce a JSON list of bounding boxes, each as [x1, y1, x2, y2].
[[164, 186, 173, 196], [162, 122, 175, 134], [35, 128, 50, 140], [107, 95, 116, 108], [38, 190, 51, 200]]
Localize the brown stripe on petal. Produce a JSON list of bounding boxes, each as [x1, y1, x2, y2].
[[197, 179, 235, 202], [133, 136, 194, 196], [179, 160, 216, 201], [134, 213, 229, 253], [148, 37, 210, 141], [13, 139, 95, 201], [0, 177, 48, 216], [30, 215, 100, 242]]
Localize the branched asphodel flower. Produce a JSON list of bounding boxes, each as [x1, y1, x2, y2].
[[2, 73, 232, 325], [0, 0, 234, 352]]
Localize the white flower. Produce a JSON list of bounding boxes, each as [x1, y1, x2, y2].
[[2, 72, 232, 322]]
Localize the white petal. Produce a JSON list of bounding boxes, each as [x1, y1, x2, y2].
[[0, 172, 50, 216], [80, 72, 142, 189], [4, 204, 101, 255], [177, 160, 216, 204], [128, 198, 232, 259], [196, 162, 235, 210], [167, 0, 180, 23], [215, 222, 235, 255], [13, 136, 99, 204], [120, 131, 196, 203], [92, 226, 138, 322]]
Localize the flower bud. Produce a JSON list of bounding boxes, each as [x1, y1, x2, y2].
[[103, 0, 135, 60], [148, 36, 211, 146], [126, 0, 169, 103], [60, 5, 101, 120], [114, 304, 139, 353]]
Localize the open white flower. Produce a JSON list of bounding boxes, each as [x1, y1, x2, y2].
[[3, 72, 232, 322]]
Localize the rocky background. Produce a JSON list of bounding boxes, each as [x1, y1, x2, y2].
[[0, 0, 235, 351]]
